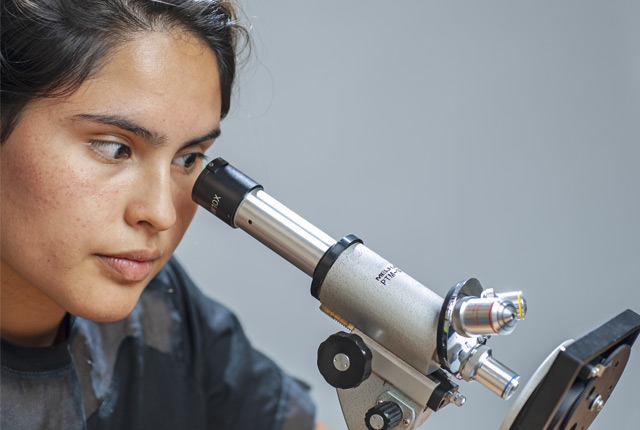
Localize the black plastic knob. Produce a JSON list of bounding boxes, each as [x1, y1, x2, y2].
[[365, 401, 403, 430], [317, 332, 372, 389]]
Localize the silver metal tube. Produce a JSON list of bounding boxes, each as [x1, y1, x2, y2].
[[459, 345, 519, 400], [475, 354, 520, 400], [234, 189, 336, 276]]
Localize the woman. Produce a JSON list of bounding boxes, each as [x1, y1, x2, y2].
[[1, 1, 320, 428]]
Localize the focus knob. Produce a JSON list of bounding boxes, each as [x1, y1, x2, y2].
[[317, 332, 372, 389], [365, 401, 403, 430]]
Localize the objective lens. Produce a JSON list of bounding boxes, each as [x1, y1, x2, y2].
[[452, 297, 518, 336], [475, 353, 520, 400], [459, 345, 520, 400], [496, 291, 527, 320]]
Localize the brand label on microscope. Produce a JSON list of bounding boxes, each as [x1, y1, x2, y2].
[[375, 265, 402, 285], [210, 194, 221, 214]]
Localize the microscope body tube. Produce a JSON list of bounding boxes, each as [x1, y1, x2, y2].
[[315, 242, 444, 375], [193, 159, 444, 374], [234, 188, 444, 375], [240, 189, 443, 375]]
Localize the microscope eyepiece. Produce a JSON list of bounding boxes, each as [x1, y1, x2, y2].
[[192, 158, 336, 276], [192, 157, 262, 227]]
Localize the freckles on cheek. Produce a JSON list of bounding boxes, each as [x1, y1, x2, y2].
[[24, 156, 117, 234], [2, 153, 65, 233], [5, 144, 107, 237], [65, 174, 127, 233], [54, 165, 109, 209]]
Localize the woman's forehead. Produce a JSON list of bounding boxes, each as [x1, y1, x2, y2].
[[54, 31, 222, 137], [108, 31, 217, 77], [88, 31, 220, 97]]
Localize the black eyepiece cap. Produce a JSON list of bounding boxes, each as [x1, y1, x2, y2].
[[192, 158, 262, 227]]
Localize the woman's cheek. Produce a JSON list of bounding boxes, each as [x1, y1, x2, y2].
[[179, 189, 198, 223], [171, 185, 199, 238], [53, 160, 119, 218]]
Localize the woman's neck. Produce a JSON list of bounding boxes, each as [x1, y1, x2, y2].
[[1, 260, 67, 347]]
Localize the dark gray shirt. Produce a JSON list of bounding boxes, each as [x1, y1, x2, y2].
[[1, 257, 315, 429]]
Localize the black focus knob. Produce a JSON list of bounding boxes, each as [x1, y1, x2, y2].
[[317, 331, 372, 389], [365, 401, 403, 430]]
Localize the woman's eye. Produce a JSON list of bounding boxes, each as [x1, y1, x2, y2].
[[89, 141, 131, 161], [174, 152, 207, 171]]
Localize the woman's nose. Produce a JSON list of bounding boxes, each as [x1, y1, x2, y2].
[[124, 168, 177, 232]]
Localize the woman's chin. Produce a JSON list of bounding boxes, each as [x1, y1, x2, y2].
[[65, 291, 143, 323], [74, 305, 138, 323]]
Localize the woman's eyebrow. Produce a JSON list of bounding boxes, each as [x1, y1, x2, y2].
[[181, 127, 221, 150], [70, 113, 220, 148], [71, 113, 166, 145]]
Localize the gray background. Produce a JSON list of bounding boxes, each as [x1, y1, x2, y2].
[[175, 1, 640, 429]]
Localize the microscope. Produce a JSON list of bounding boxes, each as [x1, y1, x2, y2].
[[193, 158, 640, 430]]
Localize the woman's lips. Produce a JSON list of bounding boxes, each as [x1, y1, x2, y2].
[[96, 252, 158, 282]]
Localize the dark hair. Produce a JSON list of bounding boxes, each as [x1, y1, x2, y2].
[[1, 0, 248, 143]]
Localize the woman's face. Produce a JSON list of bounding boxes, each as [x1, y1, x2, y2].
[[0, 31, 222, 322]]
